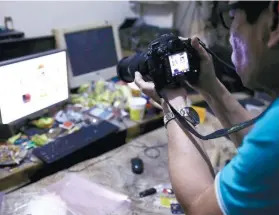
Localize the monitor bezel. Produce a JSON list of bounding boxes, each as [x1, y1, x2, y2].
[[53, 22, 122, 89], [0, 36, 56, 62], [0, 49, 70, 125], [0, 35, 55, 45]]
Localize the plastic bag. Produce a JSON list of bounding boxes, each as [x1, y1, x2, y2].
[[45, 174, 131, 215], [1, 191, 73, 215], [2, 174, 130, 215]]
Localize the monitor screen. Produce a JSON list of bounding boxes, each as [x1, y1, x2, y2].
[[64, 26, 118, 77], [0, 36, 56, 62], [0, 50, 69, 124]]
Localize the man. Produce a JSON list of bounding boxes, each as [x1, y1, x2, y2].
[[134, 1, 279, 215]]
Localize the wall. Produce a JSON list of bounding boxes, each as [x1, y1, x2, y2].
[[175, 1, 211, 43], [130, 2, 174, 28], [0, 1, 174, 38], [175, 1, 229, 47]]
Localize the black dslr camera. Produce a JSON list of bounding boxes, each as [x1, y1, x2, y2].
[[117, 34, 203, 90]]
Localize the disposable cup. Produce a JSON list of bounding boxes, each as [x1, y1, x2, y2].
[[129, 97, 147, 121]]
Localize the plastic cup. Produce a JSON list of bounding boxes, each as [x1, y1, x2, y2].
[[129, 97, 147, 121]]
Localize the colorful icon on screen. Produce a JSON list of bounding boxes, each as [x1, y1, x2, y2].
[[173, 69, 180, 76], [38, 64, 44, 69], [22, 94, 31, 103]]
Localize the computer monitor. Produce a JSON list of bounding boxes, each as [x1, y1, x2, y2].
[[0, 36, 56, 62], [0, 50, 69, 125], [53, 23, 122, 88]]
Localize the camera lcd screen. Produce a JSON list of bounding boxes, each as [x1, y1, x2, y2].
[[169, 52, 189, 76]]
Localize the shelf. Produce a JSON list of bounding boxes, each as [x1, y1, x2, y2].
[[130, 1, 177, 6]]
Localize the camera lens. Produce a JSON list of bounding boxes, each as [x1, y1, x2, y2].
[[117, 52, 145, 83], [117, 57, 134, 83]]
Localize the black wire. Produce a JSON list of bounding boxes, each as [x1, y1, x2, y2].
[[132, 140, 167, 159], [118, 117, 167, 159], [143, 146, 161, 159]]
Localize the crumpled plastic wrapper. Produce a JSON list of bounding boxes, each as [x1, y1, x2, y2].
[[71, 80, 132, 110], [2, 174, 130, 215]]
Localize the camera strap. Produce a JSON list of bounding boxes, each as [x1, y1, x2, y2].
[[160, 90, 272, 140]]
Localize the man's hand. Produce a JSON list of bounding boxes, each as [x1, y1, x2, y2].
[[134, 72, 187, 109], [189, 38, 219, 95], [134, 72, 161, 104]]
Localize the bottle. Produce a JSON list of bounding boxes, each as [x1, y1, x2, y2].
[[4, 16, 14, 30]]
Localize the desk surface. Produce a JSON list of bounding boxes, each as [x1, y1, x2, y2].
[[3, 112, 236, 215]]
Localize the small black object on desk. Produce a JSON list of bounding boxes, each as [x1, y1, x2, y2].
[[131, 157, 144, 174], [139, 187, 157, 198]]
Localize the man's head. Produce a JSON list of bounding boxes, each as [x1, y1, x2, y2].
[[221, 1, 279, 95]]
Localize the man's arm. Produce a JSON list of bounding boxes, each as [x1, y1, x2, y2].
[[162, 98, 223, 215], [199, 78, 253, 147]]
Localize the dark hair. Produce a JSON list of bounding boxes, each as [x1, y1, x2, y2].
[[238, 1, 271, 24], [271, 1, 279, 31]]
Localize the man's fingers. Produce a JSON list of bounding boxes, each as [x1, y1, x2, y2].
[[134, 72, 146, 89], [134, 72, 155, 90], [134, 72, 161, 103], [149, 99, 162, 110], [191, 37, 210, 61]]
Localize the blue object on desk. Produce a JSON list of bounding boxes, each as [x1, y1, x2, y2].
[[33, 121, 119, 163], [110, 76, 120, 83], [171, 203, 184, 214]]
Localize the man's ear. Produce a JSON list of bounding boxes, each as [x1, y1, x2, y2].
[[268, 1, 279, 48], [267, 25, 279, 48]]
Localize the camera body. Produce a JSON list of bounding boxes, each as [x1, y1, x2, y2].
[[117, 34, 201, 90]]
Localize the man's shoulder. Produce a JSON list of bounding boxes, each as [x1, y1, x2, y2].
[[246, 98, 279, 141], [257, 97, 279, 125], [222, 97, 279, 181], [220, 97, 279, 184], [215, 99, 279, 215]]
